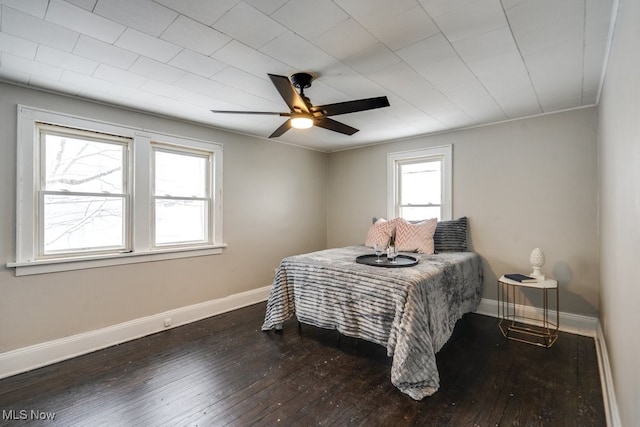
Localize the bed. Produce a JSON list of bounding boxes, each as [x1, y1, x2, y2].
[[261, 218, 483, 400]]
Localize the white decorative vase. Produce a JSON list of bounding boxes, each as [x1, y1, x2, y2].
[[529, 248, 545, 280]]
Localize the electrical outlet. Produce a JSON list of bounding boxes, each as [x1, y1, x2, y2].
[[163, 317, 172, 328]]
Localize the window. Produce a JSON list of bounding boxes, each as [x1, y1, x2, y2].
[[387, 145, 452, 221], [11, 105, 224, 276], [152, 145, 211, 247], [38, 124, 130, 257]]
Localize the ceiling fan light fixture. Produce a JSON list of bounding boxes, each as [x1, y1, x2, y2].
[[290, 114, 314, 129]]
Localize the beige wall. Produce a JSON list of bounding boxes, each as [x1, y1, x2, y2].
[[328, 108, 599, 316], [0, 82, 328, 352], [597, 0, 640, 424]]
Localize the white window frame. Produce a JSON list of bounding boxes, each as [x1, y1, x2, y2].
[[36, 123, 132, 258], [9, 105, 225, 276], [150, 143, 213, 249], [387, 145, 452, 221]]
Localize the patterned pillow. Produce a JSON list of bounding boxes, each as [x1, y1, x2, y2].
[[365, 218, 392, 248], [395, 218, 438, 254], [434, 217, 468, 252]]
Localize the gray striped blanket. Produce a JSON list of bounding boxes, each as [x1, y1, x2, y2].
[[261, 245, 483, 400]]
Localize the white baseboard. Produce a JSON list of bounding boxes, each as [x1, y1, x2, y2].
[[595, 323, 622, 427], [0, 285, 272, 380], [475, 298, 598, 336]]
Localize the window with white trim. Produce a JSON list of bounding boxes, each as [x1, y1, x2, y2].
[[11, 105, 224, 276], [152, 144, 212, 248], [387, 145, 452, 221], [39, 124, 131, 257]]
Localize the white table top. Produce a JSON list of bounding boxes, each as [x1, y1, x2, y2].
[[499, 275, 558, 289]]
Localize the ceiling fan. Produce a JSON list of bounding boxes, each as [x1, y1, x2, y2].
[[211, 72, 390, 138]]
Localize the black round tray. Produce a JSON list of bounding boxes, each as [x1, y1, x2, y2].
[[356, 254, 419, 268]]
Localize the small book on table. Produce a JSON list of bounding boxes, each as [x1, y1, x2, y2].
[[504, 273, 538, 283]]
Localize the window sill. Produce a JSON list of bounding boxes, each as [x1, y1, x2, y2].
[[7, 244, 228, 277]]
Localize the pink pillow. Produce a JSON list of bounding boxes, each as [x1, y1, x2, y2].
[[365, 218, 392, 248], [395, 218, 438, 254]]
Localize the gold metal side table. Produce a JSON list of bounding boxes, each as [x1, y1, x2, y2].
[[497, 275, 559, 348]]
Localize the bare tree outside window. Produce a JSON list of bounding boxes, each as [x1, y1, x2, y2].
[[40, 129, 128, 255]]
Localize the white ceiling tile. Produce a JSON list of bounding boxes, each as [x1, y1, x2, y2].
[[73, 35, 138, 69], [60, 70, 114, 92], [500, 0, 527, 10], [313, 18, 377, 61], [161, 15, 231, 56], [1, 7, 79, 52], [429, 108, 474, 128], [140, 79, 205, 104], [0, 62, 31, 84], [174, 72, 281, 111], [244, 0, 288, 15], [369, 6, 439, 51], [506, 0, 584, 56], [427, 0, 507, 43], [213, 2, 287, 49], [153, 0, 242, 26], [115, 28, 181, 63], [211, 67, 278, 102], [583, 40, 606, 99], [0, 0, 48, 18], [36, 45, 99, 75], [94, 0, 177, 37], [343, 42, 401, 75], [335, 0, 418, 28], [211, 40, 288, 77], [45, 0, 124, 44], [463, 54, 540, 117], [370, 62, 433, 103], [174, 72, 235, 97], [169, 49, 226, 78], [29, 75, 82, 95], [129, 56, 185, 84], [1, 52, 63, 80], [585, 0, 614, 45], [418, 0, 476, 17], [0, 31, 38, 59], [64, 0, 97, 12], [452, 26, 515, 64], [397, 33, 455, 72], [271, 0, 349, 39], [525, 50, 583, 110], [93, 63, 147, 88], [507, 1, 586, 112], [260, 31, 337, 72], [452, 26, 541, 117], [398, 33, 506, 122], [541, 96, 583, 113]]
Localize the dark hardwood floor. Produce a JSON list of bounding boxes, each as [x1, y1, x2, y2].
[[0, 302, 605, 426]]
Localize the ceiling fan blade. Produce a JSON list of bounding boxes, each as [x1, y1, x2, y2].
[[314, 117, 359, 135], [312, 96, 390, 117], [268, 74, 311, 114], [269, 119, 292, 138], [211, 110, 289, 116]]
